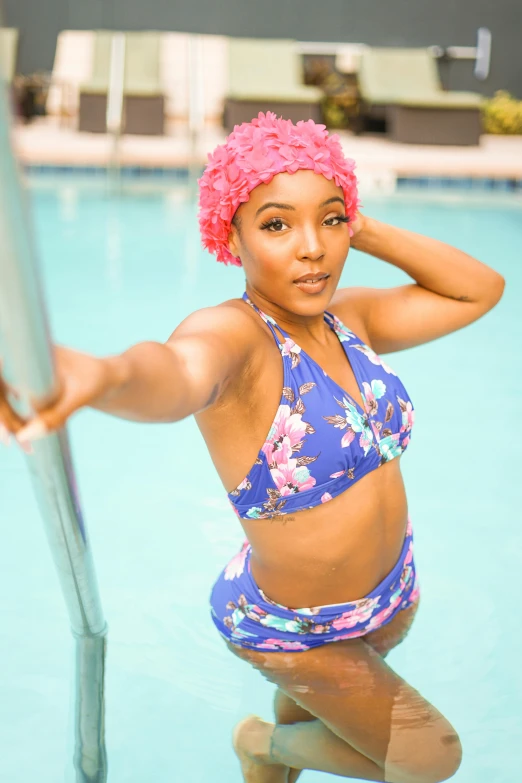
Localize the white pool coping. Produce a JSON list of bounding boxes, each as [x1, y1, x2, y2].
[[11, 117, 522, 180]]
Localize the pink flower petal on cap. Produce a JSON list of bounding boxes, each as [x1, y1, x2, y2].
[[198, 112, 359, 267]]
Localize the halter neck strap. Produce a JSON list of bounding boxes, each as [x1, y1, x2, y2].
[[242, 292, 340, 346], [242, 293, 287, 346]]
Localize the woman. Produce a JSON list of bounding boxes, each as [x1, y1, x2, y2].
[[1, 113, 504, 782]]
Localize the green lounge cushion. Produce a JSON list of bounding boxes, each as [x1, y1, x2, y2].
[[359, 48, 483, 108], [228, 38, 322, 104]]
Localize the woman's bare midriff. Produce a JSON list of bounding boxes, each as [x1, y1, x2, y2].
[[196, 297, 410, 610], [243, 457, 408, 608]]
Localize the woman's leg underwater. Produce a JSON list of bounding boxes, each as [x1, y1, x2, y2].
[[232, 600, 462, 783], [273, 601, 421, 783]]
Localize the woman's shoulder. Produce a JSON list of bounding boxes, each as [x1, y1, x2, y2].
[[169, 299, 274, 395], [172, 297, 260, 343]]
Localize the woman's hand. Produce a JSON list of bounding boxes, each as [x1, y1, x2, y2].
[[0, 347, 119, 449], [349, 211, 368, 248]]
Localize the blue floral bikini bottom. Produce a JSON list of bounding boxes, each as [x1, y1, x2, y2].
[[210, 517, 419, 652]]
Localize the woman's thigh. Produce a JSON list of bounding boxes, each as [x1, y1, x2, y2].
[[364, 597, 420, 658], [274, 600, 420, 724], [229, 604, 461, 781]]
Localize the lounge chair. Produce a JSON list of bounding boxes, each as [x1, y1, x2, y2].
[[357, 48, 484, 145], [46, 31, 95, 126], [0, 27, 19, 83], [79, 31, 165, 134], [224, 38, 323, 130], [78, 31, 112, 133], [122, 32, 164, 135]]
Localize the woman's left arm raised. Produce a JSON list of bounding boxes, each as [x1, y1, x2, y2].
[[332, 215, 505, 354]]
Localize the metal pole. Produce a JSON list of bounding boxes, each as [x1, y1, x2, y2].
[[74, 635, 108, 783], [429, 27, 492, 82], [188, 34, 205, 184], [106, 32, 126, 185], [474, 28, 492, 81], [0, 74, 108, 781]]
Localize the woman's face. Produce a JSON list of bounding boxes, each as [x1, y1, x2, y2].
[[228, 169, 351, 317]]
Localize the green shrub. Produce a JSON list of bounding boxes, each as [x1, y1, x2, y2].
[[303, 55, 359, 130], [482, 91, 522, 134]]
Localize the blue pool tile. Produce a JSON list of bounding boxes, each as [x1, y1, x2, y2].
[[23, 166, 521, 191], [396, 174, 522, 192]]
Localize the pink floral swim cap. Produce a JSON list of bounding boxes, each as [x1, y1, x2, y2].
[[198, 112, 359, 267]]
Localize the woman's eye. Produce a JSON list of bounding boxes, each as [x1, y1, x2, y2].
[[261, 219, 287, 232], [261, 215, 348, 231], [324, 215, 348, 226]]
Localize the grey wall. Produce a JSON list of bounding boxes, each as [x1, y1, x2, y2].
[[3, 0, 522, 96]]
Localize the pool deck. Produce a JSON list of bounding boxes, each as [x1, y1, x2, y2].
[[12, 118, 522, 180]]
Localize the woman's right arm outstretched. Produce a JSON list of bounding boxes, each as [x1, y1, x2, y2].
[[0, 304, 254, 445]]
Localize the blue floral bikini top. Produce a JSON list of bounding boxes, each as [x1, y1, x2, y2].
[[228, 293, 415, 520]]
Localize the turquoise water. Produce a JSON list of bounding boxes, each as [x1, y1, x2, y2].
[[1, 177, 521, 782]]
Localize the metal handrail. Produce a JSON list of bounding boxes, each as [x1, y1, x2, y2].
[[106, 32, 126, 179], [188, 34, 205, 182], [0, 77, 108, 780]]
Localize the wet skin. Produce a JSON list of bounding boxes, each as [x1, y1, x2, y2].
[[229, 598, 461, 783]]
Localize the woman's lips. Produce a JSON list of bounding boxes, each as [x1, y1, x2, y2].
[[293, 274, 330, 294]]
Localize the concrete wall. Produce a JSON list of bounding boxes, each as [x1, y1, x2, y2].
[[3, 0, 522, 96]]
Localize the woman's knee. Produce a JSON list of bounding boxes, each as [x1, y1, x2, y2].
[[385, 728, 462, 783]]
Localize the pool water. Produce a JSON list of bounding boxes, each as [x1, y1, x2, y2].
[[1, 177, 521, 782]]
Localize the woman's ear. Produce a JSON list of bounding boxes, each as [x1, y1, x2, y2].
[[228, 226, 240, 261]]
